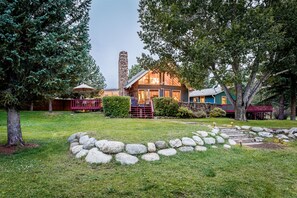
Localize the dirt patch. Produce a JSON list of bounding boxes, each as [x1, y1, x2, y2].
[[247, 143, 285, 150], [0, 144, 39, 155]]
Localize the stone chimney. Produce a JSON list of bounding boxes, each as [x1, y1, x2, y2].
[[118, 51, 128, 96]]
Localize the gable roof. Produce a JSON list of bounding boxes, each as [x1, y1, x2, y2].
[[189, 87, 223, 97], [125, 69, 148, 89]]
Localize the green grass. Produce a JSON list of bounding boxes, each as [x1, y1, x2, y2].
[[0, 111, 297, 197]]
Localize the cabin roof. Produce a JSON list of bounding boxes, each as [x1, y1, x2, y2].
[[125, 69, 149, 89], [189, 87, 223, 97]]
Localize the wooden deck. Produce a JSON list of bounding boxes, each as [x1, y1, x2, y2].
[[70, 99, 102, 111], [130, 100, 154, 119]]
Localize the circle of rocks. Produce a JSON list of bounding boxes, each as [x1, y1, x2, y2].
[[68, 128, 235, 166], [68, 127, 297, 166]]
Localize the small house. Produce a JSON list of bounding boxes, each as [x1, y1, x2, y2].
[[189, 87, 233, 105]]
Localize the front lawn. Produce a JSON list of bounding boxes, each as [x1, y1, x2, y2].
[[0, 111, 297, 197]]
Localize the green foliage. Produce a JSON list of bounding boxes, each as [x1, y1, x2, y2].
[[153, 97, 179, 117], [194, 110, 207, 119], [102, 96, 130, 118], [209, 108, 227, 118], [176, 107, 194, 118], [128, 64, 143, 79]]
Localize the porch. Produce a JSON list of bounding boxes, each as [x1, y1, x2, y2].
[[70, 99, 102, 111]]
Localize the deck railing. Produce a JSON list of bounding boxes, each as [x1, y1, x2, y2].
[[70, 99, 102, 111]]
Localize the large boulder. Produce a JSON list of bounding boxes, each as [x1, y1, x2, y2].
[[203, 137, 216, 145], [155, 141, 167, 149], [83, 137, 96, 150], [216, 136, 225, 144], [141, 153, 160, 161], [75, 149, 89, 159], [192, 136, 204, 145], [71, 145, 83, 155], [126, 144, 147, 155], [85, 148, 112, 164], [115, 153, 139, 165], [178, 146, 194, 152], [147, 142, 156, 152], [251, 127, 264, 132], [169, 139, 182, 148], [79, 135, 90, 145], [181, 137, 196, 146], [158, 148, 177, 156], [99, 141, 125, 154], [258, 132, 273, 138], [95, 140, 108, 149], [195, 146, 207, 152]]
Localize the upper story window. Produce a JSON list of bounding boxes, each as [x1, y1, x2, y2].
[[164, 73, 181, 86], [139, 72, 160, 85]]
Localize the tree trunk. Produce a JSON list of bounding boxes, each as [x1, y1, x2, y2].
[[234, 105, 247, 121], [234, 84, 247, 121], [278, 95, 285, 120], [30, 102, 34, 111], [290, 74, 296, 120], [7, 107, 24, 146], [49, 99, 53, 113]]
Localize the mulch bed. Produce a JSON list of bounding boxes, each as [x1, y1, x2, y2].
[[0, 144, 39, 155], [247, 142, 285, 150]]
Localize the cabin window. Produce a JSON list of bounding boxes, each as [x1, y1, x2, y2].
[[164, 73, 181, 86], [172, 90, 181, 101], [138, 72, 160, 85], [164, 90, 170, 97], [200, 96, 205, 103], [138, 89, 159, 104], [221, 96, 227, 104]]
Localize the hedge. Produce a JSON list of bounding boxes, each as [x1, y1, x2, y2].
[[102, 96, 130, 118], [209, 107, 226, 117], [153, 97, 179, 117]]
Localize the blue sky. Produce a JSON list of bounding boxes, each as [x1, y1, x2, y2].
[[89, 0, 145, 89]]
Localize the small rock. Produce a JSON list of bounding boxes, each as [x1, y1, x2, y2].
[[83, 137, 96, 150], [203, 137, 216, 145], [211, 145, 218, 149], [85, 148, 112, 164], [158, 148, 177, 156], [274, 129, 284, 134], [276, 134, 289, 139], [241, 126, 251, 130], [196, 131, 208, 137], [216, 136, 225, 144], [141, 153, 160, 161], [195, 146, 207, 152], [220, 133, 229, 139], [147, 142, 156, 152], [182, 137, 196, 146], [75, 149, 89, 158], [67, 133, 78, 143], [211, 128, 220, 134], [115, 153, 139, 165], [155, 141, 167, 149], [79, 135, 89, 145], [209, 132, 216, 137], [224, 144, 231, 149], [235, 126, 241, 130], [99, 141, 125, 154], [69, 142, 79, 150], [228, 139, 237, 145], [249, 132, 257, 137], [126, 144, 147, 155], [76, 132, 87, 139], [95, 140, 108, 149], [283, 139, 290, 143], [263, 128, 273, 133], [288, 133, 296, 139], [251, 127, 264, 132], [178, 146, 194, 152], [289, 128, 297, 134], [254, 137, 264, 142], [192, 136, 204, 145], [283, 129, 290, 134], [169, 139, 182, 148], [258, 132, 273, 138], [71, 145, 83, 155]]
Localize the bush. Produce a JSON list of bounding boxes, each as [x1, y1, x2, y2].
[[209, 107, 226, 117], [153, 97, 179, 117], [193, 110, 207, 118], [102, 96, 130, 118], [176, 107, 195, 118]]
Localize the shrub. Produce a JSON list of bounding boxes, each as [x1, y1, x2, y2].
[[209, 107, 226, 117], [102, 96, 130, 118], [153, 97, 179, 117], [176, 107, 195, 118], [193, 110, 207, 118]]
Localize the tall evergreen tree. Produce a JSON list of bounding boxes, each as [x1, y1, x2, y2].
[[138, 0, 283, 121], [0, 0, 92, 145]]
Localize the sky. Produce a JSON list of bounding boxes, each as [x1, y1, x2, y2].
[[89, 0, 145, 89]]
